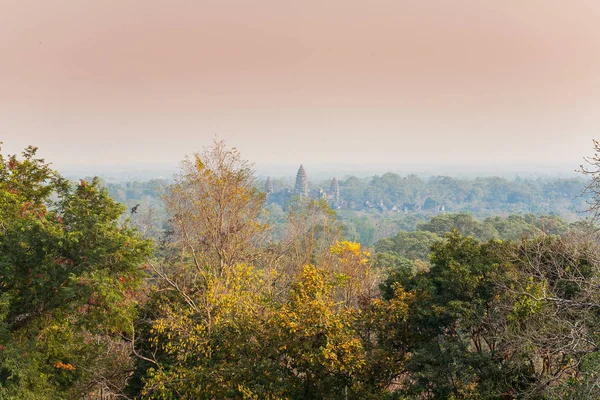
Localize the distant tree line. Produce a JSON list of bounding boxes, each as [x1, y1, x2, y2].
[[265, 172, 588, 215], [100, 170, 589, 247]]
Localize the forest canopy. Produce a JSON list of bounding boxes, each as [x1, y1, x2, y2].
[[1, 141, 600, 399]]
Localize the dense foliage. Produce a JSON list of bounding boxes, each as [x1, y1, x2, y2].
[[0, 146, 152, 398], [2, 141, 600, 399]]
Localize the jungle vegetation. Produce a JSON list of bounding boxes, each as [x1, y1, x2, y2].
[[2, 140, 600, 399]]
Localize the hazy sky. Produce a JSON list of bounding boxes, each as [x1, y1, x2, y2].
[[1, 0, 600, 170]]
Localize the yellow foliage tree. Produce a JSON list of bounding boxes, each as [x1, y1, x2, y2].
[[268, 264, 366, 398], [329, 241, 378, 307]]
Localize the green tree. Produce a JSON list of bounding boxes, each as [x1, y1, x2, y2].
[[375, 230, 441, 262], [0, 145, 152, 399], [375, 229, 600, 399], [418, 213, 498, 241], [402, 232, 516, 398]]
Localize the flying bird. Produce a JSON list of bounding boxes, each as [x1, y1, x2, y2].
[[131, 204, 140, 214]]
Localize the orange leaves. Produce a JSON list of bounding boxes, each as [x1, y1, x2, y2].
[[20, 201, 31, 217], [34, 207, 46, 219], [54, 361, 76, 371], [17, 200, 48, 220]]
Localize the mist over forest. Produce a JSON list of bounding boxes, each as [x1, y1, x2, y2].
[[100, 165, 591, 246], [62, 161, 580, 185], [3, 139, 600, 399], [3, 0, 600, 397]]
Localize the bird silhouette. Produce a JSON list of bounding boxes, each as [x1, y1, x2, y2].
[[131, 204, 140, 214]]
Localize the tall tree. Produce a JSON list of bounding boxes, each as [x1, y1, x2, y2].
[[0, 145, 152, 399], [135, 140, 271, 396], [164, 140, 268, 274]]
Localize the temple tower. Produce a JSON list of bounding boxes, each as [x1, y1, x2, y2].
[[265, 176, 274, 194], [294, 165, 309, 197], [329, 177, 340, 201]]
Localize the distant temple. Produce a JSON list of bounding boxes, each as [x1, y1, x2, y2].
[[265, 176, 274, 194], [294, 165, 309, 197], [264, 165, 344, 209], [264, 166, 446, 214], [329, 177, 340, 202]]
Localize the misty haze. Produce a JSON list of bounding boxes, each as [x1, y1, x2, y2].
[[2, 1, 600, 399]]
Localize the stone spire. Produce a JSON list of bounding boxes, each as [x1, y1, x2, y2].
[[294, 165, 309, 196], [265, 176, 274, 194], [329, 177, 340, 201]]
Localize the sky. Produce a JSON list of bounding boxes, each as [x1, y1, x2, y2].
[[1, 0, 600, 172]]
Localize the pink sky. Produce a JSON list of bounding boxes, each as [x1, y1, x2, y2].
[[1, 0, 599, 168]]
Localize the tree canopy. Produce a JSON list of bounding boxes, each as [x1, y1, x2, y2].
[[3, 141, 600, 399], [0, 145, 152, 399]]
